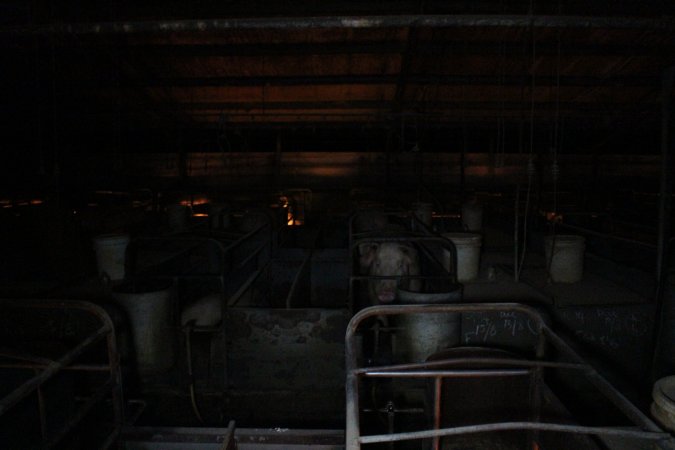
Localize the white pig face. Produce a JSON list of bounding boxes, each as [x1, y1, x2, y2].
[[359, 242, 420, 304]]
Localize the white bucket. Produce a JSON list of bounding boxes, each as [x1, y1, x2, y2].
[[652, 376, 675, 432], [412, 202, 433, 227], [461, 202, 483, 231], [544, 235, 585, 283], [93, 234, 130, 282], [442, 233, 482, 283], [167, 204, 191, 232], [113, 279, 175, 377]]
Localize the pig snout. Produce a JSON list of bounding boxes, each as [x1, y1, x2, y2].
[[375, 280, 398, 303]]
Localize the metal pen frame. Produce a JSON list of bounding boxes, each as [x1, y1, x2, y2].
[[0, 299, 124, 449], [345, 303, 673, 450]]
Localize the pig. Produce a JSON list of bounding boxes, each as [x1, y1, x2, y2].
[[359, 242, 421, 305]]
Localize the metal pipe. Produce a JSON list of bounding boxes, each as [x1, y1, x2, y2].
[[0, 362, 112, 372], [355, 358, 587, 374], [656, 66, 675, 285], [227, 267, 265, 307], [541, 326, 664, 433], [358, 422, 670, 445], [363, 369, 530, 378], [4, 15, 675, 35], [285, 250, 313, 309], [0, 325, 110, 415], [433, 377, 442, 450]]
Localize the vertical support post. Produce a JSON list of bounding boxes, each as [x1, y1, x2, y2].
[[656, 67, 675, 286], [460, 125, 467, 203], [514, 185, 521, 282], [433, 377, 443, 450], [106, 326, 124, 448], [35, 371, 47, 440], [527, 325, 547, 449], [653, 66, 675, 380], [345, 329, 361, 450]]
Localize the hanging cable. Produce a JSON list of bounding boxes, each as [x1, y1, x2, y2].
[[516, 0, 537, 282], [546, 3, 563, 281]]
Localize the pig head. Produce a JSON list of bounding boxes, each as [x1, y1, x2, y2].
[[359, 242, 421, 304]]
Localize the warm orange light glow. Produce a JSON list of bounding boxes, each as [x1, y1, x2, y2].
[[193, 213, 209, 217], [30, 199, 43, 205], [180, 197, 210, 207]]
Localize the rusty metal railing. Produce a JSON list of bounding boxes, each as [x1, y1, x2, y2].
[[345, 303, 673, 450], [0, 299, 124, 449]]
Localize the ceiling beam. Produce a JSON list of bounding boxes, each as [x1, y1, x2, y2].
[[47, 74, 661, 88], [12, 41, 673, 58], [3, 14, 675, 35], [45, 99, 656, 114]]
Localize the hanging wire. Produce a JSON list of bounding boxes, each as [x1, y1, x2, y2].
[[516, 0, 537, 281], [546, 1, 564, 281]]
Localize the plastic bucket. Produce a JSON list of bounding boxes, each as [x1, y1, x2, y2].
[[395, 287, 462, 362], [442, 233, 482, 282], [461, 202, 483, 231], [93, 234, 130, 282], [652, 376, 675, 432], [412, 202, 433, 227], [544, 235, 585, 283], [112, 279, 175, 377], [167, 204, 191, 232]]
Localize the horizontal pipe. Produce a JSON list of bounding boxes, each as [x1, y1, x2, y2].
[[3, 15, 675, 35], [363, 369, 530, 378], [355, 358, 587, 374], [0, 325, 110, 415], [0, 362, 111, 372], [358, 422, 670, 444]]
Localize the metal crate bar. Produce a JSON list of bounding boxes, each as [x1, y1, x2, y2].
[[345, 303, 672, 450]]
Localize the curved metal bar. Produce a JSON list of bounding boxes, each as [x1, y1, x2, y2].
[[358, 422, 670, 445]]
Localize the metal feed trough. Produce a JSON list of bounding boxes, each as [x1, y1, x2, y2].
[[0, 299, 124, 449], [345, 303, 675, 450]]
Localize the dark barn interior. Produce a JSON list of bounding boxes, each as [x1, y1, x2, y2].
[[2, 1, 675, 449]]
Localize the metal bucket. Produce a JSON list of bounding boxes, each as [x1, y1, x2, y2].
[[112, 279, 175, 377], [93, 234, 130, 282], [544, 234, 585, 283], [394, 286, 462, 362], [442, 233, 482, 282], [652, 376, 675, 432]]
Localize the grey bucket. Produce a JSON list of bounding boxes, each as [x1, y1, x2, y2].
[[395, 286, 463, 363], [112, 278, 175, 378], [544, 234, 585, 283]]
